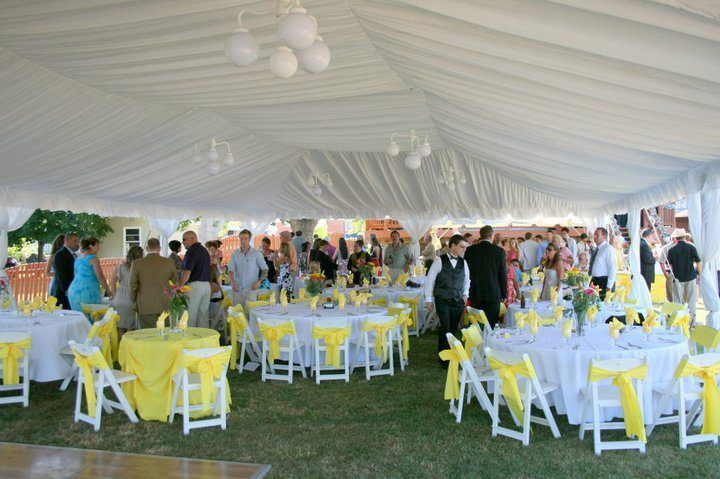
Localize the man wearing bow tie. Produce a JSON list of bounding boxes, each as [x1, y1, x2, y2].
[[425, 234, 470, 363]]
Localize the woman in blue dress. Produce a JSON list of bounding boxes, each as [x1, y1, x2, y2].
[[68, 237, 112, 313]]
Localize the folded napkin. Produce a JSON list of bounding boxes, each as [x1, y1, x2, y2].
[[562, 319, 573, 339], [310, 296, 319, 311], [550, 287, 558, 305], [609, 318, 625, 340], [156, 311, 169, 332], [514, 311, 527, 329], [587, 305, 598, 324], [624, 307, 640, 326], [528, 309, 539, 335], [642, 313, 660, 334], [530, 288, 540, 304], [531, 267, 539, 277], [337, 276, 347, 288], [362, 277, 370, 288], [521, 272, 530, 285], [178, 311, 188, 330], [298, 289, 307, 300], [44, 296, 60, 312], [338, 294, 346, 310], [1, 296, 12, 310], [604, 290, 615, 304]]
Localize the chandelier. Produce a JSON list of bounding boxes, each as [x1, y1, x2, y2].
[[225, 0, 331, 78], [386, 88, 431, 170], [437, 167, 466, 189], [307, 172, 332, 197], [193, 137, 234, 176]]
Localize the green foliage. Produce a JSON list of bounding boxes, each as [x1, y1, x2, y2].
[[313, 219, 328, 240], [8, 209, 113, 248], [177, 217, 201, 232]]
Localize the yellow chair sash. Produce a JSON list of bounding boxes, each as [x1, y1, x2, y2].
[[259, 322, 296, 364], [691, 325, 720, 352], [362, 320, 396, 361], [674, 359, 720, 436], [220, 295, 233, 309], [72, 350, 109, 417], [467, 309, 489, 328], [671, 312, 691, 338], [395, 311, 412, 360], [312, 326, 351, 368], [181, 349, 232, 413], [227, 310, 248, 369], [247, 300, 271, 311], [462, 325, 483, 351], [438, 342, 470, 400], [95, 318, 119, 364], [398, 296, 419, 328], [588, 364, 648, 442], [0, 338, 31, 385], [488, 356, 536, 421]]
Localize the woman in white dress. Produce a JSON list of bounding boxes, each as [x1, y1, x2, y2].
[[110, 246, 143, 336], [540, 243, 564, 301]]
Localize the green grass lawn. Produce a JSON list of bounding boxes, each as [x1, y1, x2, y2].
[[0, 334, 718, 478]]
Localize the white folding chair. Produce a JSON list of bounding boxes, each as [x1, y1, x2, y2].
[[0, 332, 31, 407], [312, 318, 351, 384], [227, 308, 261, 373], [485, 347, 560, 445], [352, 316, 396, 381], [397, 296, 420, 337], [579, 356, 648, 455], [68, 340, 138, 431], [690, 325, 720, 355], [467, 306, 493, 342], [388, 303, 411, 370], [59, 313, 112, 391], [649, 353, 720, 449], [257, 317, 307, 384], [169, 346, 231, 435], [455, 326, 494, 421], [446, 333, 494, 424]]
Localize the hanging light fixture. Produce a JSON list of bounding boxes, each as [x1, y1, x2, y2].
[[307, 172, 332, 197], [225, 0, 330, 78], [437, 167, 467, 189], [192, 137, 234, 176], [386, 88, 431, 170]]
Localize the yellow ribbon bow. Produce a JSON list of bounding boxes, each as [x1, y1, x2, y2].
[[395, 310, 412, 360], [671, 312, 691, 338], [589, 364, 648, 442], [625, 307, 640, 326], [562, 319, 573, 339], [337, 294, 346, 310], [310, 296, 319, 311], [259, 322, 296, 364], [0, 338, 31, 385], [609, 318, 626, 340], [362, 320, 396, 362], [313, 326, 351, 368], [92, 316, 119, 364], [156, 311, 169, 332], [488, 356, 536, 421], [181, 349, 232, 413], [438, 343, 469, 400], [462, 324, 484, 351], [587, 305, 598, 324], [227, 309, 248, 369], [530, 288, 540, 304], [72, 349, 109, 417], [514, 311, 527, 329], [674, 358, 720, 436], [178, 311, 188, 330], [220, 295, 233, 310]]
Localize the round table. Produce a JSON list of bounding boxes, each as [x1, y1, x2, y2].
[[118, 327, 221, 421], [249, 304, 388, 367], [360, 286, 426, 328], [0, 310, 91, 382], [505, 300, 648, 328], [486, 325, 690, 424]]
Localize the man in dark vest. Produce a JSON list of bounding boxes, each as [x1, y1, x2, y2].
[[424, 234, 470, 365]]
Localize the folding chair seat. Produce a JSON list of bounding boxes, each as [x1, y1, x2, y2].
[[312, 318, 351, 383], [352, 316, 396, 380], [258, 317, 307, 383]]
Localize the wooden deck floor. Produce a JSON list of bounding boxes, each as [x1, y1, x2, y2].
[[0, 442, 270, 479]]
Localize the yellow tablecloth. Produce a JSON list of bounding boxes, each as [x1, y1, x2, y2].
[[118, 327, 224, 421]]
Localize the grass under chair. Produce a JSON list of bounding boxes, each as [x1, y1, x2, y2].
[[0, 334, 718, 478]]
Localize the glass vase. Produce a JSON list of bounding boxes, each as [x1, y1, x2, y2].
[[575, 309, 587, 336], [169, 310, 182, 333]]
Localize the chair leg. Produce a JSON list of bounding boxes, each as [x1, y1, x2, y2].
[[315, 341, 321, 385], [344, 341, 350, 382], [238, 340, 247, 374], [456, 377, 466, 423], [182, 375, 190, 435], [364, 338, 371, 381], [579, 395, 590, 440], [169, 372, 181, 424], [220, 377, 227, 430], [60, 363, 78, 391], [110, 381, 138, 423]]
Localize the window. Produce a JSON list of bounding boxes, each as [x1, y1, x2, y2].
[[124, 227, 141, 253]]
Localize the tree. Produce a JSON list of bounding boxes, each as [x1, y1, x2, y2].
[[287, 219, 318, 239], [8, 209, 114, 260]]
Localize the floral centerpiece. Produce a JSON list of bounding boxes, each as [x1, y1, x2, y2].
[[165, 281, 190, 330], [305, 273, 326, 297], [571, 284, 600, 336], [0, 277, 11, 311], [565, 267, 590, 288]]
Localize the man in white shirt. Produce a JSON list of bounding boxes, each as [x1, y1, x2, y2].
[[425, 234, 470, 365], [519, 232, 540, 272], [228, 229, 268, 307], [589, 227, 618, 299], [560, 227, 577, 263]]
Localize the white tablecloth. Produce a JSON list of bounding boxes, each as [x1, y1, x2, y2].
[[486, 325, 690, 424], [506, 301, 648, 328], [221, 283, 282, 301], [365, 286, 426, 328], [249, 304, 387, 367], [0, 310, 92, 382]]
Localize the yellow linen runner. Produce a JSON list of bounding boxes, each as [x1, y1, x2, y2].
[[312, 326, 351, 368], [0, 338, 31, 385], [259, 322, 295, 364], [589, 364, 648, 442], [398, 296, 419, 328], [671, 312, 691, 338], [488, 356, 536, 421], [227, 309, 248, 369], [674, 358, 720, 435], [181, 349, 231, 413], [71, 349, 109, 417], [362, 320, 396, 362]]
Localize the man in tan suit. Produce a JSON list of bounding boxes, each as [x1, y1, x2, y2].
[[130, 237, 178, 329]]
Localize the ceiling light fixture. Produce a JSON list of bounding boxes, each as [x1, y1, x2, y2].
[[437, 167, 467, 190], [307, 172, 332, 197], [386, 88, 431, 170], [193, 137, 234, 176], [225, 0, 330, 78]]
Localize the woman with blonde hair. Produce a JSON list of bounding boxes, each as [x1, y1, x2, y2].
[[111, 245, 144, 335], [540, 243, 564, 301], [275, 241, 298, 299]]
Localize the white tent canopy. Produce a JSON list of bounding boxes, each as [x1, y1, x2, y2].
[[0, 0, 719, 222]]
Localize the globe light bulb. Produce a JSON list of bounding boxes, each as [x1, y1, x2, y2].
[[418, 141, 431, 157], [297, 36, 330, 73], [207, 161, 221, 175], [223, 152, 235, 166], [269, 46, 298, 79], [312, 183, 322, 197], [224, 28, 259, 67], [387, 141, 400, 157], [207, 147, 219, 162], [279, 5, 317, 51], [404, 151, 422, 170], [192, 149, 203, 165]]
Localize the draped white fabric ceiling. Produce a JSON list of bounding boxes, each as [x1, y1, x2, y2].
[[0, 0, 719, 222]]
